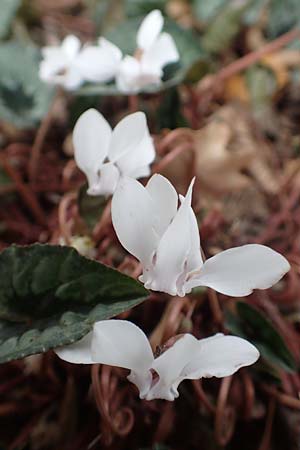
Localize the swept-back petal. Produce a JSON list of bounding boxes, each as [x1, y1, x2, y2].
[[137, 10, 164, 51], [75, 45, 121, 83], [61, 35, 81, 59], [111, 176, 159, 267], [109, 112, 148, 162], [116, 55, 141, 93], [61, 66, 84, 90], [146, 174, 178, 237], [55, 332, 93, 364], [115, 125, 155, 177], [185, 244, 290, 296], [147, 179, 195, 296], [98, 37, 122, 60], [181, 334, 259, 380], [185, 206, 203, 273], [73, 109, 111, 186], [142, 32, 179, 71], [91, 320, 154, 371], [146, 334, 199, 400], [39, 49, 66, 81]]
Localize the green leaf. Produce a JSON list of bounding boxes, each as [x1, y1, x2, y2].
[[78, 183, 107, 231], [155, 88, 187, 130], [125, 0, 167, 17], [267, 0, 300, 38], [202, 1, 250, 53], [225, 302, 297, 372], [192, 0, 229, 22], [243, 0, 268, 26], [0, 244, 149, 363], [0, 168, 12, 188], [77, 17, 206, 96], [0, 42, 53, 129], [245, 65, 277, 125], [0, 0, 21, 38]]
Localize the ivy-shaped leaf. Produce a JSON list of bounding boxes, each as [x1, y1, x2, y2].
[[77, 17, 207, 96], [0, 42, 53, 129], [225, 301, 297, 373], [0, 244, 149, 363]]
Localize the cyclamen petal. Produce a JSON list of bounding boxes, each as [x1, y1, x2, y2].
[[147, 334, 199, 400], [73, 109, 155, 196], [112, 175, 290, 297], [111, 177, 159, 268], [146, 174, 178, 237], [109, 112, 149, 162], [91, 320, 154, 371], [137, 9, 164, 51], [142, 32, 179, 72], [88, 162, 120, 197], [116, 129, 155, 177], [75, 41, 121, 83], [39, 34, 84, 90], [181, 334, 259, 380], [55, 332, 94, 364], [147, 179, 195, 295], [73, 108, 111, 193], [185, 244, 291, 297], [55, 320, 260, 401], [116, 10, 179, 93]]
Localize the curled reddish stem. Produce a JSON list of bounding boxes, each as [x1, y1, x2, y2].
[[215, 376, 236, 446], [91, 364, 134, 445]]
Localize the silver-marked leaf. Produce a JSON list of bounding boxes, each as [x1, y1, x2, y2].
[[0, 244, 149, 363], [0, 42, 53, 129]]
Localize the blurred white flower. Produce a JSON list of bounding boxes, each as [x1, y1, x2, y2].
[[75, 38, 122, 84], [116, 9, 180, 93], [39, 35, 84, 90], [39, 36, 122, 90], [55, 319, 260, 401], [112, 174, 290, 296], [73, 109, 155, 196]]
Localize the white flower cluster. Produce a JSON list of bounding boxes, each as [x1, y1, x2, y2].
[[54, 10, 291, 402], [39, 10, 179, 93]]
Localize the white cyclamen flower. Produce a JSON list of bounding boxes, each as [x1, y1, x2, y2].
[[73, 108, 155, 196], [39, 35, 84, 90], [75, 38, 122, 84], [55, 320, 259, 401], [116, 9, 179, 93], [112, 175, 290, 297]]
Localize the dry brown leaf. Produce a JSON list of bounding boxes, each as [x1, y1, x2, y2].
[[224, 74, 250, 103], [194, 104, 279, 195], [261, 50, 300, 89], [160, 104, 279, 198]]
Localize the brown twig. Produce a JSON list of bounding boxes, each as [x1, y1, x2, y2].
[[214, 376, 236, 446], [28, 89, 61, 182], [0, 154, 47, 226], [261, 384, 300, 410], [258, 398, 276, 450], [198, 27, 300, 93]]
